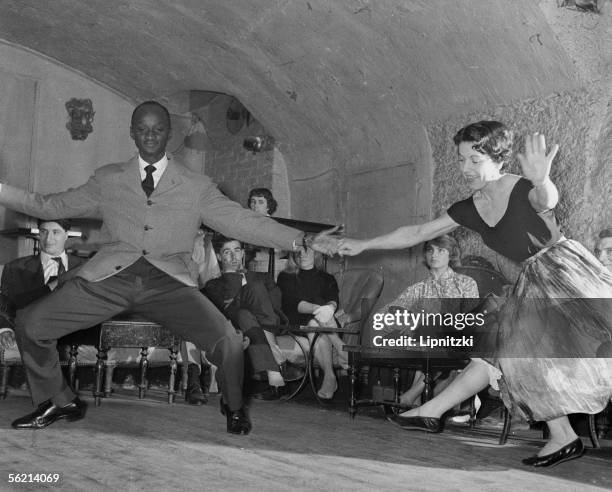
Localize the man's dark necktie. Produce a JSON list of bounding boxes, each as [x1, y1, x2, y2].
[[47, 257, 66, 285], [142, 164, 156, 197]]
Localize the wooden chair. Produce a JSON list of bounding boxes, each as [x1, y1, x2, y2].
[[344, 262, 510, 426]]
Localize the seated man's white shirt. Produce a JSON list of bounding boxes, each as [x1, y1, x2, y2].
[[40, 251, 69, 284]]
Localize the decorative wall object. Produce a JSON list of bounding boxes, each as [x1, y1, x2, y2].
[[65, 98, 95, 140], [243, 135, 275, 153], [183, 114, 210, 151], [226, 97, 250, 134]]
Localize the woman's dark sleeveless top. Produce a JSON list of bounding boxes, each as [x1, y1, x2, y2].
[[447, 178, 562, 263]]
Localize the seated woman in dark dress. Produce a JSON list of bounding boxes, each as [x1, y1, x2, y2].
[[339, 121, 612, 467], [277, 247, 346, 399]]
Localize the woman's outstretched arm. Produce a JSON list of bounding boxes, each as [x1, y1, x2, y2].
[[338, 213, 459, 256]]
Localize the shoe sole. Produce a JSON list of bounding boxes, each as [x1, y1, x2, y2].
[[398, 425, 441, 433], [14, 411, 86, 429]]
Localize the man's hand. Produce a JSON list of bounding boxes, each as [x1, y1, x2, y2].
[[338, 238, 367, 256], [313, 304, 336, 324], [309, 226, 342, 256], [0, 329, 16, 349]]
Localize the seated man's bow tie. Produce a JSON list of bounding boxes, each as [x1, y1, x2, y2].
[[142, 164, 156, 197]]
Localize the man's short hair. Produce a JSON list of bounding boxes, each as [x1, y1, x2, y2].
[[212, 234, 242, 253], [37, 218, 71, 232], [131, 100, 171, 128]]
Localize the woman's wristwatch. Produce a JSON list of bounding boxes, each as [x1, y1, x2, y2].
[[292, 233, 314, 252]]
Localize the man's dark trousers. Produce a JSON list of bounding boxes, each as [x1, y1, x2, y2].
[[15, 258, 244, 410]]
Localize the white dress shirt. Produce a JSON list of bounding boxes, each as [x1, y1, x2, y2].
[[40, 251, 69, 284], [138, 154, 168, 189]]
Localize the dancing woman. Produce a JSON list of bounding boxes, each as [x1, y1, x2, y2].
[[339, 121, 612, 467]]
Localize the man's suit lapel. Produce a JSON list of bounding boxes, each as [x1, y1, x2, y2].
[[24, 256, 45, 287], [120, 156, 145, 196], [154, 155, 183, 196]]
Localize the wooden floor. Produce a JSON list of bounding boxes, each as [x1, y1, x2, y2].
[[0, 386, 610, 492]]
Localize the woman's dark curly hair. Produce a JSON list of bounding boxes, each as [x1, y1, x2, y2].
[[247, 187, 277, 215], [453, 121, 513, 164]]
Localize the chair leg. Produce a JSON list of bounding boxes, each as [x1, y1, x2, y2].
[[468, 396, 476, 429], [0, 364, 8, 399], [104, 365, 114, 398], [499, 407, 512, 445], [168, 347, 177, 404], [180, 362, 188, 396], [68, 344, 78, 392], [392, 367, 400, 404], [348, 354, 358, 420], [422, 371, 434, 403], [94, 348, 107, 406], [139, 347, 149, 399], [588, 413, 601, 449]]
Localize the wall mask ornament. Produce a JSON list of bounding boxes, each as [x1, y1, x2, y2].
[[558, 0, 603, 13], [65, 98, 95, 140]]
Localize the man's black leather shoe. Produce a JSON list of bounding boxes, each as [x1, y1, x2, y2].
[[220, 400, 252, 435], [391, 415, 442, 433], [11, 397, 87, 429], [522, 438, 584, 467], [185, 384, 208, 405], [185, 364, 208, 405]]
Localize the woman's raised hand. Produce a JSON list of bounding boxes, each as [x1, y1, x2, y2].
[[517, 133, 559, 186]]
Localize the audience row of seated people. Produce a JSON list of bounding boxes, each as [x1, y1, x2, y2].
[[0, 186, 346, 403]]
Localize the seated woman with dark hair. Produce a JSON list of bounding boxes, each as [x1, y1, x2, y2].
[[377, 234, 479, 407], [247, 187, 278, 216], [277, 247, 346, 399], [246, 187, 287, 278]]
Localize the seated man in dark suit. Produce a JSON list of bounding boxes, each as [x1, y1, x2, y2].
[[0, 219, 86, 353], [203, 236, 285, 400]]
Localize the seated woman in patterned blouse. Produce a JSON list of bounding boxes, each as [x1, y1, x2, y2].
[[378, 234, 479, 406]]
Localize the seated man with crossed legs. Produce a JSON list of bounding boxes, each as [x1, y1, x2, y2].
[[203, 236, 286, 400]]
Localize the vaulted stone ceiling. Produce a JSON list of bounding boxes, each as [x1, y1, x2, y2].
[[0, 0, 576, 174]]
